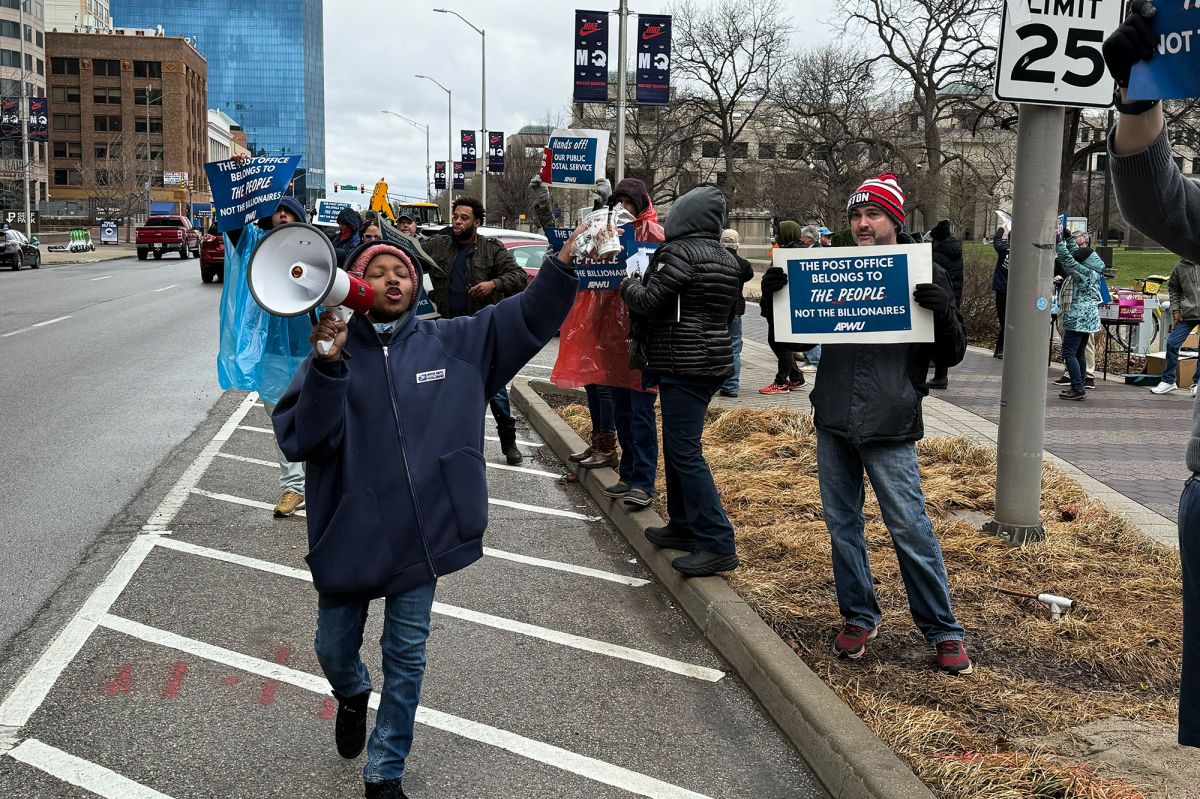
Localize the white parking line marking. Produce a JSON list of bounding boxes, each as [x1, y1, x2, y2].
[[484, 434, 540, 448], [0, 315, 72, 338], [482, 548, 650, 587], [5, 739, 174, 799], [190, 488, 296, 514], [153, 284, 179, 293], [237, 425, 274, 434], [150, 538, 709, 679], [219, 450, 562, 479], [89, 275, 112, 281], [0, 393, 259, 728], [216, 452, 276, 468], [99, 615, 715, 799], [240, 424, 545, 451], [523, 363, 554, 370]]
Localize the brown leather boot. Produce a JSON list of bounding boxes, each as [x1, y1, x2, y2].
[[568, 431, 596, 463], [577, 431, 618, 469]]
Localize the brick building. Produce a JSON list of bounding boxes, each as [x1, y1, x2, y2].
[[45, 28, 207, 219]]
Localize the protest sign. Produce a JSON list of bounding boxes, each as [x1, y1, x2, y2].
[[1129, 2, 1200, 100], [204, 155, 302, 234], [538, 128, 609, 187], [546, 226, 655, 290], [771, 244, 934, 344], [314, 199, 351, 227]]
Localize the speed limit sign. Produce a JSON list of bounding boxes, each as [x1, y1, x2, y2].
[[994, 0, 1124, 108]]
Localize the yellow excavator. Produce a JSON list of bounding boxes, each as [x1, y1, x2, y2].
[[369, 178, 396, 223]]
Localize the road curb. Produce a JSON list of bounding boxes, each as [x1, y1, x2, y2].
[[511, 379, 935, 799]]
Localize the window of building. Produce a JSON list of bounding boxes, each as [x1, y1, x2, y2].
[[23, 53, 31, 72], [94, 59, 120, 77], [730, 141, 749, 159], [135, 117, 163, 134], [94, 115, 121, 132], [96, 143, 122, 159], [0, 20, 18, 38], [95, 169, 109, 186], [35, 31, 42, 48], [133, 87, 162, 106], [1175, 156, 1185, 171], [52, 114, 80, 131], [93, 87, 121, 105], [701, 141, 721, 159], [51, 86, 80, 103], [53, 169, 82, 186], [786, 143, 805, 160], [1193, 158, 1200, 174], [758, 142, 776, 159], [35, 58, 42, 76], [1095, 154, 1108, 171], [0, 49, 21, 68], [53, 141, 82, 158], [133, 61, 162, 79], [51, 57, 79, 75]]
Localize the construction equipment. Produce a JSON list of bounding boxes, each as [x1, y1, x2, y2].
[[369, 179, 396, 223]]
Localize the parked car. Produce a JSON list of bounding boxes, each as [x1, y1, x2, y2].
[[502, 238, 549, 284], [1, 229, 41, 270], [136, 216, 200, 261], [199, 223, 224, 283]]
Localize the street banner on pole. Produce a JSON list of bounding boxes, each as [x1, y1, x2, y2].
[[770, 244, 934, 344], [434, 161, 446, 190], [573, 9, 609, 103], [28, 98, 47, 142], [1129, 3, 1200, 100], [636, 14, 672, 106], [546, 226, 657, 290], [993, 0, 1123, 108], [488, 131, 505, 173], [538, 128, 610, 187], [453, 161, 465, 190], [0, 98, 18, 139], [461, 130, 477, 172], [203, 155, 302, 234]]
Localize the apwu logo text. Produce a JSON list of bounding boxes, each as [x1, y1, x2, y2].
[[416, 369, 446, 384]]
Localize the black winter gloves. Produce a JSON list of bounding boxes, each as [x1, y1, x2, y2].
[[1102, 0, 1157, 88], [760, 266, 788, 296], [913, 283, 953, 318], [1073, 246, 1095, 263]]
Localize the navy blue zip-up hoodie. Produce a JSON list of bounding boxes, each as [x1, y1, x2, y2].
[[272, 252, 577, 600]]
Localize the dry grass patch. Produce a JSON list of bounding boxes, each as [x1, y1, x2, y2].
[[553, 402, 1182, 799]]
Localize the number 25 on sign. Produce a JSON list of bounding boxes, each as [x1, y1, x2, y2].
[[994, 0, 1124, 108]]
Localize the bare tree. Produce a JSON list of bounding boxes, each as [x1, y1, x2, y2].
[[623, 100, 705, 205], [671, 0, 793, 207], [78, 133, 161, 225]]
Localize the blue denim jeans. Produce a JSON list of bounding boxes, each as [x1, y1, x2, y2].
[[659, 376, 735, 555], [612, 387, 658, 493], [815, 428, 963, 644], [315, 580, 437, 782], [1179, 478, 1200, 747], [1162, 320, 1199, 386], [490, 385, 516, 436], [721, 315, 743, 394], [584, 384, 616, 433], [1061, 329, 1090, 392], [804, 344, 822, 365], [262, 400, 305, 494]]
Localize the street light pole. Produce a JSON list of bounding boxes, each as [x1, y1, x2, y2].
[[17, 0, 31, 238], [615, 0, 630, 183], [416, 74, 452, 223], [381, 110, 432, 201], [434, 8, 486, 214]]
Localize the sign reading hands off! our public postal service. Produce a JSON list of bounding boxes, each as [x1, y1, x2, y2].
[[771, 245, 935, 344]]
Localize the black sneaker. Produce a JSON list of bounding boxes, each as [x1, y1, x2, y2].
[[603, 481, 631, 498], [993, 350, 1003, 359], [622, 487, 653, 507], [1059, 388, 1086, 401], [645, 524, 695, 551], [1052, 374, 1072, 386], [925, 378, 948, 390], [364, 779, 408, 799], [1084, 377, 1096, 390], [671, 550, 740, 577], [718, 389, 738, 398], [334, 690, 370, 759]]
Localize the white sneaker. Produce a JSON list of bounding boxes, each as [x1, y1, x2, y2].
[[1192, 384, 1198, 398], [1151, 381, 1178, 395]]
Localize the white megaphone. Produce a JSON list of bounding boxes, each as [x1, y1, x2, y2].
[[247, 223, 375, 356]]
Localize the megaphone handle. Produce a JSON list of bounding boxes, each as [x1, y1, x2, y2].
[[313, 305, 353, 357]]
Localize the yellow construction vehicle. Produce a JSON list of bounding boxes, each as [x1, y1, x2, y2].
[[369, 179, 396, 222]]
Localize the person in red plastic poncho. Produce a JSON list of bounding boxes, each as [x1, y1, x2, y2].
[[532, 177, 665, 509]]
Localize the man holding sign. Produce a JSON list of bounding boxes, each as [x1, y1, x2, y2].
[[760, 174, 973, 674]]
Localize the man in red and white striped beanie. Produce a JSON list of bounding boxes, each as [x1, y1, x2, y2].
[[846, 173, 906, 246]]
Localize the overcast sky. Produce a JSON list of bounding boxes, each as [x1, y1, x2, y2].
[[322, 0, 831, 204]]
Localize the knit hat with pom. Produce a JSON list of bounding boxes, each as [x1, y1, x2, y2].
[[846, 173, 905, 228]]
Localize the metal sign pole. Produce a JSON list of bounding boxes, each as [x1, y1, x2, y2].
[[987, 102, 1065, 545], [614, 0, 629, 183]]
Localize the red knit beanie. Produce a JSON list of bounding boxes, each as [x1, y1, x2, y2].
[[349, 242, 417, 286], [846, 173, 906, 228]]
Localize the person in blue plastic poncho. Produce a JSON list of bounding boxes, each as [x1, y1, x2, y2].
[[218, 192, 314, 518]]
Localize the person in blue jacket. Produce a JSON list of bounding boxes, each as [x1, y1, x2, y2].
[[1054, 227, 1105, 401], [219, 194, 314, 518], [271, 227, 582, 799]]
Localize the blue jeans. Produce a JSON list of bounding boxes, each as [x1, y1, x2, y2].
[[262, 401, 305, 494], [584, 384, 616, 433], [1162, 320, 1199, 386], [612, 387, 658, 493], [659, 376, 735, 554], [804, 344, 822, 365], [721, 315, 743, 394], [815, 428, 963, 644], [1061, 329, 1090, 392], [1179, 478, 1200, 747], [315, 580, 437, 782], [490, 386, 515, 436]]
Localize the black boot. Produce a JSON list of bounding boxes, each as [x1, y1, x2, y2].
[[364, 779, 407, 798], [498, 429, 522, 465], [672, 550, 740, 577], [645, 524, 696, 551], [334, 690, 370, 759]]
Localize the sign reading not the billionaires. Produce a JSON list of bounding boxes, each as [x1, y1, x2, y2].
[[771, 244, 934, 344], [546, 226, 655, 290], [204, 155, 301, 234], [539, 128, 609, 187]]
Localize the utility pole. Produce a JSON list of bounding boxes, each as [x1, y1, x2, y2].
[[480, 27, 486, 213], [145, 83, 152, 217], [17, 0, 31, 238], [381, 111, 432, 201], [614, 0, 629, 183]]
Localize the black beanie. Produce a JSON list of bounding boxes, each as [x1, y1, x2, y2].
[[931, 220, 951, 241]]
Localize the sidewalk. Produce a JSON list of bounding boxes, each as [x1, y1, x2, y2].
[[41, 243, 137, 265], [736, 314, 1182, 547]]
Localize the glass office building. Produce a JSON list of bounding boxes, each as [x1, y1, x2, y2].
[[109, 0, 325, 203]]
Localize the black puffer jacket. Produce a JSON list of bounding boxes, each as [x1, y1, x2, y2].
[[932, 236, 964, 307], [621, 186, 742, 380]]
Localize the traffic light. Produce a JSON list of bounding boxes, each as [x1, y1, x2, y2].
[[360, 184, 365, 194]]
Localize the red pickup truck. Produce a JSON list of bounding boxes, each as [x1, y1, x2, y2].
[[136, 215, 201, 261]]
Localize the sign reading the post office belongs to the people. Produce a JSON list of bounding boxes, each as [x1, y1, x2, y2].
[[994, 0, 1124, 108], [771, 245, 934, 344]]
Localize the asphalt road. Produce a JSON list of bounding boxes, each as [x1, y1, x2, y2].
[[0, 254, 222, 651]]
